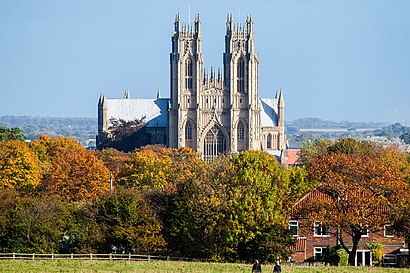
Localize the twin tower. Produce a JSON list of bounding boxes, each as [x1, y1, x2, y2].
[[168, 14, 285, 161], [98, 13, 286, 161]]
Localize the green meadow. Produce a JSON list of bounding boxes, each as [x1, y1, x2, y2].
[[0, 260, 410, 273]]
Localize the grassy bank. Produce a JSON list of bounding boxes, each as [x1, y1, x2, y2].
[[0, 260, 410, 273]]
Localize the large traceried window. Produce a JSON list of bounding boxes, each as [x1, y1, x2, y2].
[[237, 57, 245, 93], [204, 126, 227, 162], [185, 59, 193, 90]]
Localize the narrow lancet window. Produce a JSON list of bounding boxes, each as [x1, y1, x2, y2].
[[185, 59, 193, 90], [185, 121, 192, 140], [237, 57, 245, 93], [267, 134, 272, 149]]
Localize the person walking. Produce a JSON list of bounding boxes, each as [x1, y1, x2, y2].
[[273, 262, 281, 273], [252, 260, 262, 273]]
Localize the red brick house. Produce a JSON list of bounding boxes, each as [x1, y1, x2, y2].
[[290, 188, 407, 266]]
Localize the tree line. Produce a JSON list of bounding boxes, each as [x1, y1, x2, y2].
[[1, 127, 410, 265], [0, 130, 313, 262]]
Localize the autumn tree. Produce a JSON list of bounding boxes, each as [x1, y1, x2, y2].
[[94, 148, 132, 186], [31, 136, 110, 201], [98, 117, 151, 152], [0, 140, 41, 192], [120, 146, 205, 190], [303, 149, 410, 266]]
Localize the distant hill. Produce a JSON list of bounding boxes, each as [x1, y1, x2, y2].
[[288, 117, 386, 129], [0, 116, 97, 146], [2, 116, 408, 147]]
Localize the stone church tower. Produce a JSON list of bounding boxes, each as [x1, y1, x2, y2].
[[98, 13, 286, 162], [169, 14, 268, 161]]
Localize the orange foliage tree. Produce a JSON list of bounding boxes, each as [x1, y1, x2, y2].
[[304, 149, 410, 266], [94, 148, 132, 187], [31, 136, 110, 201], [0, 140, 40, 192]]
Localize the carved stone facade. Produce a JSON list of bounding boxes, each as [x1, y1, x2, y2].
[[97, 14, 286, 161]]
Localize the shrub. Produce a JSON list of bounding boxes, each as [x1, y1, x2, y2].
[[336, 248, 348, 266]]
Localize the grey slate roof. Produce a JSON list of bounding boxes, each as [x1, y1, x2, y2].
[[260, 98, 279, 127], [104, 97, 278, 128], [105, 98, 169, 127]]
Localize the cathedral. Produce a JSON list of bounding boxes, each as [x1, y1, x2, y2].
[[98, 14, 287, 162]]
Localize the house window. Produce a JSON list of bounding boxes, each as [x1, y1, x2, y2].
[[289, 220, 298, 237], [384, 225, 394, 238], [314, 221, 330, 236], [360, 224, 369, 237], [314, 247, 327, 261]]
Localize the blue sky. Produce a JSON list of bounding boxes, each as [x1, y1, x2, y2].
[[1, 0, 409, 124]]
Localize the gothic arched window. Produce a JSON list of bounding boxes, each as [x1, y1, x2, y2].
[[204, 126, 227, 162], [237, 57, 245, 93], [185, 59, 193, 90], [237, 121, 245, 140], [185, 121, 192, 140], [267, 134, 272, 149]]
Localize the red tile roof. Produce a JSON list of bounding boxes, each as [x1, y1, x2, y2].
[[287, 148, 301, 165]]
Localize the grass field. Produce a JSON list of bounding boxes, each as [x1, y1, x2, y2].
[[1, 260, 410, 273]]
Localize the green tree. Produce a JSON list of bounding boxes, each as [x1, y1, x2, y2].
[[299, 138, 333, 165], [4, 195, 69, 253], [60, 202, 103, 254], [393, 205, 410, 249], [400, 132, 410, 144], [0, 126, 26, 141], [94, 188, 166, 254], [284, 166, 315, 207], [166, 156, 230, 260], [227, 151, 293, 262], [166, 151, 299, 262]]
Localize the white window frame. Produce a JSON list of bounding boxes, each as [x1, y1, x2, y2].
[[289, 220, 299, 237], [314, 247, 326, 261], [384, 224, 394, 238], [314, 221, 330, 237], [360, 224, 369, 237]]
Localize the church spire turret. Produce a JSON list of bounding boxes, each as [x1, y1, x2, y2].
[[175, 12, 180, 31]]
